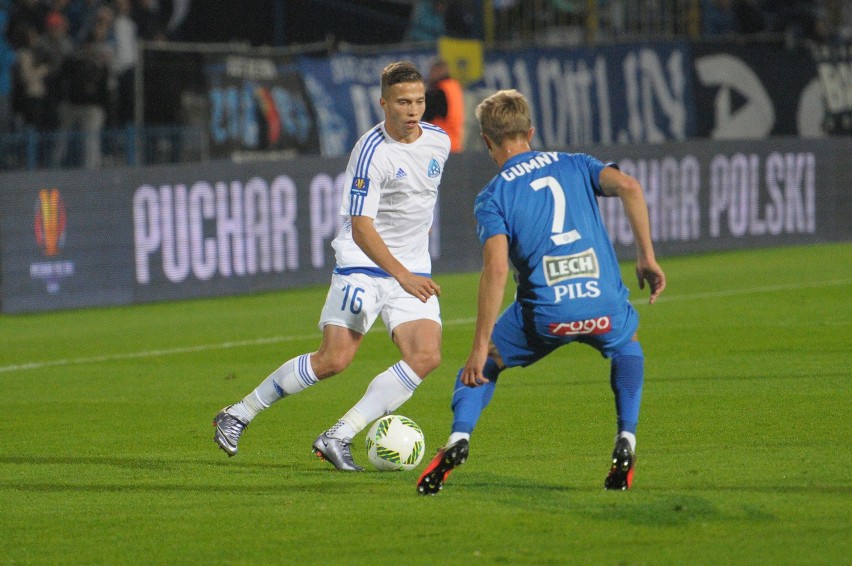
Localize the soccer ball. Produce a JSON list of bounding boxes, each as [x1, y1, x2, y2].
[[364, 415, 425, 471]]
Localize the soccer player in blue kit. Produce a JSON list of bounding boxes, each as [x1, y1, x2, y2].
[[417, 89, 666, 494]]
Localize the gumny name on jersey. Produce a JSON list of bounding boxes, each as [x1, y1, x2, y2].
[[501, 152, 560, 181]]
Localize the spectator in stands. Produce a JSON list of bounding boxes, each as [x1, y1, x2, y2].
[[492, 0, 524, 41], [50, 14, 113, 169], [423, 58, 465, 153], [444, 0, 479, 38], [46, 0, 73, 23], [110, 0, 137, 126], [701, 0, 737, 35], [732, 0, 766, 34], [164, 0, 192, 40], [8, 0, 49, 38], [703, 0, 770, 36], [761, 0, 827, 41], [839, 0, 852, 41], [10, 21, 50, 131], [70, 0, 106, 45], [406, 0, 447, 42], [0, 8, 17, 134], [37, 10, 75, 132], [133, 0, 167, 41]]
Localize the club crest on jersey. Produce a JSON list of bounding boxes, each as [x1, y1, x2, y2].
[[427, 158, 441, 178], [542, 248, 599, 286], [351, 176, 369, 195]]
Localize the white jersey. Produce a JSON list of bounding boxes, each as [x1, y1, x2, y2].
[[332, 121, 450, 276]]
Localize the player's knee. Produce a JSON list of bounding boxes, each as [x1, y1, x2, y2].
[[406, 349, 441, 378], [427, 351, 442, 374], [613, 340, 644, 359], [312, 349, 353, 378]]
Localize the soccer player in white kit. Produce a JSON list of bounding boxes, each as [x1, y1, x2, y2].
[[213, 61, 450, 471]]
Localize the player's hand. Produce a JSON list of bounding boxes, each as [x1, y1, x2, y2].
[[460, 348, 490, 387], [399, 273, 441, 303], [636, 260, 666, 304]]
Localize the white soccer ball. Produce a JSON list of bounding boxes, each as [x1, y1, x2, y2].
[[364, 415, 425, 471]]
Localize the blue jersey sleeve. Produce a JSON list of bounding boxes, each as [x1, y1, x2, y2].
[[571, 153, 612, 197], [473, 184, 508, 244]]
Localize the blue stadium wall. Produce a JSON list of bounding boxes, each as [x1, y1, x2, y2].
[[1, 137, 850, 313]]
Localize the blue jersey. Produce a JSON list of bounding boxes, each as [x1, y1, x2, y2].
[[474, 151, 629, 327]]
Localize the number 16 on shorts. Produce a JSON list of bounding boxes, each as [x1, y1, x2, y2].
[[318, 273, 382, 334]]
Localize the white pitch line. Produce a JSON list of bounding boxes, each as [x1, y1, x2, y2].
[[1, 279, 849, 375], [641, 278, 852, 304], [0, 317, 473, 374]]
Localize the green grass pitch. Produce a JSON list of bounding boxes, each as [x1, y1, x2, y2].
[[1, 243, 849, 565]]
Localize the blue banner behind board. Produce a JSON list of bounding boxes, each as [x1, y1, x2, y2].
[[205, 55, 321, 159], [294, 42, 696, 154], [480, 41, 696, 147], [142, 39, 849, 160]]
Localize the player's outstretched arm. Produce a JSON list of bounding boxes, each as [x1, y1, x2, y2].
[[599, 167, 666, 304], [461, 235, 509, 386]]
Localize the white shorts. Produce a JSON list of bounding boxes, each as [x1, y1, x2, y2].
[[318, 272, 441, 337]]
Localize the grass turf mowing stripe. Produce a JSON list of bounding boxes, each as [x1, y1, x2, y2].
[[2, 277, 848, 375], [0, 317, 473, 374]]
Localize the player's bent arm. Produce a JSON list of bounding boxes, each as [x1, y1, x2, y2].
[[599, 168, 653, 259], [350, 215, 440, 302], [599, 166, 666, 303], [462, 235, 509, 386], [351, 215, 408, 279]]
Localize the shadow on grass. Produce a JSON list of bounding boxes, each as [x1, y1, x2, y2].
[[0, 454, 423, 495], [502, 370, 848, 391], [454, 477, 781, 526], [0, 454, 295, 471], [442, 473, 836, 525]]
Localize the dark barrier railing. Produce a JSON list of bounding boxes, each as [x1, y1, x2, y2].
[[0, 125, 206, 172]]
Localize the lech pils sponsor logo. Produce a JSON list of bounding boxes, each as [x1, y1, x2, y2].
[[542, 248, 599, 286]]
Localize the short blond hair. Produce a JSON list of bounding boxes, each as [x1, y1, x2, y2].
[[475, 89, 531, 146]]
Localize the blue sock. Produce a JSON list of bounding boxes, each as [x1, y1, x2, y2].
[[450, 358, 502, 434], [609, 341, 644, 435]]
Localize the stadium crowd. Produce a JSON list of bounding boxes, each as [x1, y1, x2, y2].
[[0, 0, 190, 163], [0, 0, 848, 169], [700, 0, 847, 41]]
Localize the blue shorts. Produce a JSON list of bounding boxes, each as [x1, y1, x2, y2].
[[491, 301, 639, 368]]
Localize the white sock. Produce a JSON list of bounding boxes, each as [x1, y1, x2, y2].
[[231, 354, 318, 422], [327, 361, 422, 440], [617, 431, 637, 452], [447, 432, 470, 447]]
